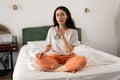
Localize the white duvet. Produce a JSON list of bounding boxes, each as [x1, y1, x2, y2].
[[27, 41, 118, 70], [13, 41, 120, 80]]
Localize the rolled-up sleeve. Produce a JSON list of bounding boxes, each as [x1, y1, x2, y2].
[[69, 30, 80, 46], [46, 27, 52, 45]]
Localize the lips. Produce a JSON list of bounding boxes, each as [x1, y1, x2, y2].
[[59, 20, 63, 22]]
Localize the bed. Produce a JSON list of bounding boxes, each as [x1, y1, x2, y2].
[[13, 26, 120, 80]]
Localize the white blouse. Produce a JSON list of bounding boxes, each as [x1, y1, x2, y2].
[[46, 27, 80, 55]]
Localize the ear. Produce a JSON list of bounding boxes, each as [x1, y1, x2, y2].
[[66, 14, 69, 19], [66, 15, 68, 19]]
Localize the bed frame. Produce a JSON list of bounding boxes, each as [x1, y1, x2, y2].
[[22, 26, 82, 45]]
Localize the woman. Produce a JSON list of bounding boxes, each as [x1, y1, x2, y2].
[[35, 6, 87, 72]]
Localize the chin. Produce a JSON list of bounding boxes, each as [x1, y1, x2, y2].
[[58, 22, 65, 25]]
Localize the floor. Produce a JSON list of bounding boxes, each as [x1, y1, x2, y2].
[[0, 72, 11, 80]]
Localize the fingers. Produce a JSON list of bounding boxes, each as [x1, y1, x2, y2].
[[40, 53, 44, 58], [35, 52, 45, 59], [56, 29, 64, 38], [35, 53, 40, 58]]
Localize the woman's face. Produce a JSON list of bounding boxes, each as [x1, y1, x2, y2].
[[56, 9, 68, 25]]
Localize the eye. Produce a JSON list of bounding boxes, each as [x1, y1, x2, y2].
[[56, 14, 59, 17], [61, 13, 65, 16]]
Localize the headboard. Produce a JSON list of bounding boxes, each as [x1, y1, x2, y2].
[[22, 26, 81, 45]]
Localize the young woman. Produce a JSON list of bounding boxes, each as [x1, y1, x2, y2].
[[35, 6, 87, 72]]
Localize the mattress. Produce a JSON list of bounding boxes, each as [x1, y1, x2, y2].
[[13, 41, 120, 80]]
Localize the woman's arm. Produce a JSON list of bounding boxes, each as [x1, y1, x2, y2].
[[61, 35, 73, 53], [36, 45, 51, 58], [57, 29, 73, 53], [42, 45, 51, 53]]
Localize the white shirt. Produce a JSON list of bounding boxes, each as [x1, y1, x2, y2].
[[46, 27, 80, 55]]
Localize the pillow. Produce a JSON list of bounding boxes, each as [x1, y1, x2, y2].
[[27, 40, 46, 48], [27, 41, 46, 71], [73, 44, 116, 67], [28, 55, 41, 71]]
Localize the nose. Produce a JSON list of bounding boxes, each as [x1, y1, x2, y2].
[[58, 16, 62, 19]]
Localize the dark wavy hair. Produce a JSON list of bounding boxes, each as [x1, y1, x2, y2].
[[53, 6, 76, 29]]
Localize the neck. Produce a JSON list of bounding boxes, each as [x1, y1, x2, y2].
[[59, 25, 67, 30]]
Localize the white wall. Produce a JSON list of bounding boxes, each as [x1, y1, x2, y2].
[[0, 0, 120, 56], [116, 5, 120, 56]]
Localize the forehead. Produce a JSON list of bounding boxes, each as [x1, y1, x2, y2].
[[56, 9, 66, 14]]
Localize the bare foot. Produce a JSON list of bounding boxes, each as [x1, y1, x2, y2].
[[54, 64, 63, 69], [40, 65, 67, 72], [53, 65, 67, 72], [40, 64, 63, 72]]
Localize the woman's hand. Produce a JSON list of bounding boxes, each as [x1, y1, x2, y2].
[[35, 45, 51, 59], [56, 29, 64, 38], [35, 52, 45, 59]]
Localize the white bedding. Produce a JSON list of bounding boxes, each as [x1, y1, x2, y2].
[[13, 41, 120, 80]]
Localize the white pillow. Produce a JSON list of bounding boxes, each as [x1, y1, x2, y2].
[[73, 44, 116, 67], [28, 55, 41, 71], [74, 45, 96, 67], [27, 41, 46, 71], [27, 40, 46, 49]]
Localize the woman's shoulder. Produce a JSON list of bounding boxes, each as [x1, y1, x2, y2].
[[49, 26, 56, 31], [49, 26, 56, 29], [68, 28, 77, 33]]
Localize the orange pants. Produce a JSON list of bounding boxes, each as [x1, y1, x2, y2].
[[35, 53, 87, 72]]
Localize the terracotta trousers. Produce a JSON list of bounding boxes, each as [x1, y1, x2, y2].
[[35, 53, 87, 72]]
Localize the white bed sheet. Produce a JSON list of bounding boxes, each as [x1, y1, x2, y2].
[[13, 44, 120, 80]]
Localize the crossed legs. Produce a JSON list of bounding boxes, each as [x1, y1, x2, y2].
[[35, 54, 87, 72]]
